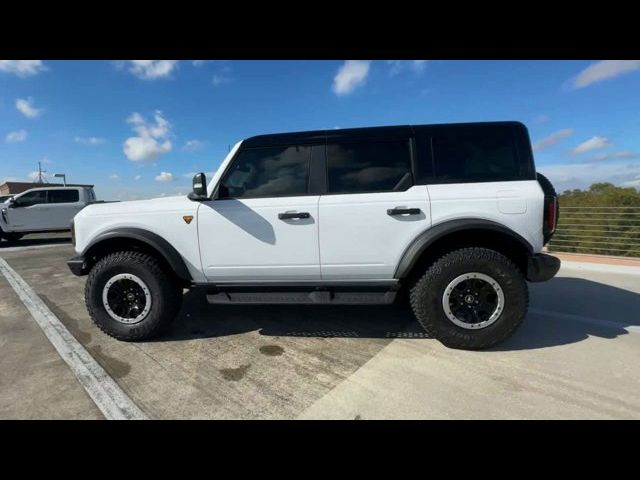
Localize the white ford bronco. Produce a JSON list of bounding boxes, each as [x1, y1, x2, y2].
[[68, 122, 560, 349]]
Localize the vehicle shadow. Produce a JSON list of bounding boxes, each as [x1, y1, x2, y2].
[[0, 236, 71, 249], [161, 276, 640, 350], [163, 292, 428, 342]]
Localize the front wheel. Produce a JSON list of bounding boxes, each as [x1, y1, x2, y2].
[[85, 251, 182, 341], [410, 247, 528, 350]]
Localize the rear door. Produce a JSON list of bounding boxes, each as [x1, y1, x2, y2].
[[318, 133, 431, 280], [47, 189, 83, 229]]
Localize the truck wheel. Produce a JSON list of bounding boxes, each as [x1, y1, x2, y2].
[[409, 247, 528, 350], [85, 251, 182, 341]]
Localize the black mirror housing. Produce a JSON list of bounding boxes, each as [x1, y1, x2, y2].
[[188, 172, 208, 201]]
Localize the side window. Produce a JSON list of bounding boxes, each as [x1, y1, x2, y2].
[[432, 126, 520, 182], [327, 140, 412, 194], [49, 190, 80, 203], [17, 190, 47, 206], [218, 145, 311, 199]]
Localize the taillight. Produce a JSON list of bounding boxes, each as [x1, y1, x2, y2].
[[71, 220, 76, 246], [543, 195, 557, 236]]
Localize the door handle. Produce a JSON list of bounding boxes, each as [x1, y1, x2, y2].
[[278, 212, 310, 220], [387, 207, 421, 216]]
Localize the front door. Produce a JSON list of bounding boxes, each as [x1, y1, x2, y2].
[[6, 190, 50, 231], [198, 144, 321, 281]]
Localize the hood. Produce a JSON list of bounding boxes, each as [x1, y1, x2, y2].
[[81, 195, 193, 216]]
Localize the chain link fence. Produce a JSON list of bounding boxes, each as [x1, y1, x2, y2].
[[547, 206, 640, 257]]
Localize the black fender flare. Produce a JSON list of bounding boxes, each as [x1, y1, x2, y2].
[[394, 219, 534, 279], [81, 227, 192, 282]]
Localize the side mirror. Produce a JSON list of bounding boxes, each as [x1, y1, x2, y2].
[[8, 198, 19, 208], [187, 172, 208, 201]]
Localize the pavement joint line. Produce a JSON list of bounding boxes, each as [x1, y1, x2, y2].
[[0, 256, 147, 420], [530, 308, 640, 334], [0, 243, 71, 253]]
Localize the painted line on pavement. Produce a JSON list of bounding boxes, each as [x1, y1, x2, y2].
[[0, 256, 147, 420]]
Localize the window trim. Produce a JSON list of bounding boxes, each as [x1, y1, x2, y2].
[[324, 137, 415, 196], [214, 144, 316, 201]]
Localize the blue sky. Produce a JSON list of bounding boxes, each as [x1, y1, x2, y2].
[[1, 59, 640, 199]]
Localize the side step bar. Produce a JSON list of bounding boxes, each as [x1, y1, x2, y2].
[[205, 286, 398, 305]]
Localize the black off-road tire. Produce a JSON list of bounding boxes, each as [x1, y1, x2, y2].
[[410, 247, 528, 350], [85, 251, 182, 341]]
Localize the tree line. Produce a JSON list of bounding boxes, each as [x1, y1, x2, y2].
[[548, 183, 640, 257]]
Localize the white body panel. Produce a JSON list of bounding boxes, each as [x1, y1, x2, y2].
[[318, 186, 431, 279], [1, 187, 90, 232], [427, 180, 545, 253], [197, 196, 320, 281], [73, 196, 206, 282]]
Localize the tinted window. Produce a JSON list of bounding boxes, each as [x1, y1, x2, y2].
[[432, 126, 520, 182], [49, 190, 79, 203], [18, 190, 47, 206], [327, 140, 412, 194], [219, 145, 310, 199]]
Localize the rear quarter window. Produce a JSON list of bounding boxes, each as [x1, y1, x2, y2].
[[49, 189, 80, 203], [431, 124, 529, 183]]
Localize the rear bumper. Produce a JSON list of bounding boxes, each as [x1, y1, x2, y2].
[[526, 253, 561, 282], [67, 255, 88, 276]]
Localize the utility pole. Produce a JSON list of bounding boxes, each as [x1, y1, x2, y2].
[[35, 161, 47, 183]]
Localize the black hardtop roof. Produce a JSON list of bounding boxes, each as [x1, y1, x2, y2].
[[242, 121, 526, 148]]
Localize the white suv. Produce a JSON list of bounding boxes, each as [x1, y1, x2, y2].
[[68, 122, 560, 350]]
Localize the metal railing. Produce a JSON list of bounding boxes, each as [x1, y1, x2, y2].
[[547, 206, 640, 257]]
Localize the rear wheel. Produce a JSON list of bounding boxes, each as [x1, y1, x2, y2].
[[410, 247, 528, 350], [85, 251, 182, 341]]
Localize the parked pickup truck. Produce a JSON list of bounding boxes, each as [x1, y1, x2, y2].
[[0, 186, 97, 242]]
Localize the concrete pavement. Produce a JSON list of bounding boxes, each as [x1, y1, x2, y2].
[[1, 236, 639, 419]]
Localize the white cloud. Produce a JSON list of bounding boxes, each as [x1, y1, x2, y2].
[[0, 60, 46, 77], [155, 172, 174, 182], [192, 60, 206, 67], [571, 60, 640, 89], [624, 175, 640, 188], [333, 60, 371, 95], [123, 110, 172, 162], [109, 174, 119, 180], [27, 171, 47, 181], [387, 60, 427, 75], [183, 139, 205, 151], [16, 98, 42, 118], [532, 129, 573, 152], [592, 150, 638, 161], [124, 60, 178, 80], [532, 114, 550, 124], [212, 65, 232, 86], [572, 136, 610, 155], [5, 130, 27, 143], [75, 136, 106, 145], [134, 175, 142, 181], [538, 162, 640, 192]]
